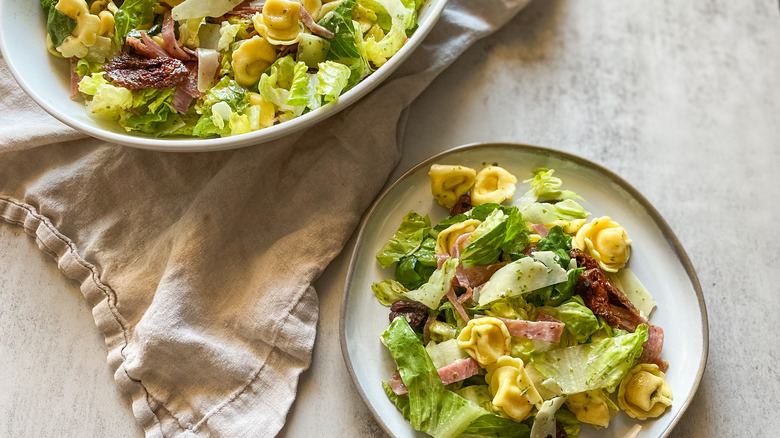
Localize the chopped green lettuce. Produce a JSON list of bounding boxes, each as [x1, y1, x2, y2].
[[460, 206, 529, 268], [521, 199, 590, 225], [516, 168, 584, 210], [286, 61, 319, 109], [555, 407, 582, 437], [535, 225, 573, 268], [113, 0, 156, 46], [316, 61, 352, 103], [531, 324, 649, 394], [375, 211, 431, 268], [42, 0, 76, 48], [544, 296, 600, 344], [360, 0, 415, 67], [370, 279, 408, 307], [405, 258, 458, 309]]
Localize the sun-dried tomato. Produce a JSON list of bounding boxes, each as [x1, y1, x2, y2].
[[571, 248, 645, 330], [103, 52, 189, 90], [389, 300, 429, 328]]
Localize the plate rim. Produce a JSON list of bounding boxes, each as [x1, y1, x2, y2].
[[340, 142, 709, 438]]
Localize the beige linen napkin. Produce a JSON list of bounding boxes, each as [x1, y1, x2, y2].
[[0, 0, 530, 436]]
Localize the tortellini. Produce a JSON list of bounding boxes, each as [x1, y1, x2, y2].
[[471, 166, 518, 206], [485, 356, 543, 421], [231, 36, 277, 87], [435, 219, 481, 255], [617, 364, 673, 420], [565, 389, 618, 428], [52, 0, 104, 59], [253, 0, 304, 45], [302, 0, 323, 21], [573, 216, 632, 272], [456, 317, 510, 366], [429, 164, 477, 209]]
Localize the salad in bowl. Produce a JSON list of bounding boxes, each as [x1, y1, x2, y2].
[[371, 164, 672, 438], [33, 0, 430, 140]]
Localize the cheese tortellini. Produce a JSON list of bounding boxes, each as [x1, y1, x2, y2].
[[253, 0, 304, 45], [471, 165, 518, 206], [50, 0, 112, 61], [485, 356, 543, 421], [574, 216, 632, 272], [435, 219, 481, 255], [231, 36, 277, 87], [618, 363, 673, 420], [565, 389, 618, 428], [457, 317, 510, 366], [429, 164, 477, 209]]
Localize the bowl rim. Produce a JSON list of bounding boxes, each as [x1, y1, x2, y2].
[[340, 141, 709, 438], [0, 0, 449, 152]]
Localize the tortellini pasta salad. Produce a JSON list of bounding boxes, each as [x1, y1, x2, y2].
[[41, 0, 427, 137], [373, 163, 673, 437]]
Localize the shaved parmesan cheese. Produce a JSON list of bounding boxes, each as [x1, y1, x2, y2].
[[607, 268, 657, 318], [172, 0, 244, 20]]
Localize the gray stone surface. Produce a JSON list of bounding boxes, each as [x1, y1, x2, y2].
[[2, 0, 779, 436]]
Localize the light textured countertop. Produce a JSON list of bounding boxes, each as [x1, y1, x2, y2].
[[2, 1, 779, 437]]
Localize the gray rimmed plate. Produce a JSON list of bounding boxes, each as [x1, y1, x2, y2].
[[341, 143, 708, 438]]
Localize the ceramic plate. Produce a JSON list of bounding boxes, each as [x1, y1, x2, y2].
[[341, 143, 708, 438], [0, 0, 447, 152]]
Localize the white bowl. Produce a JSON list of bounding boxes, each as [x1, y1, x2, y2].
[[0, 0, 447, 152]]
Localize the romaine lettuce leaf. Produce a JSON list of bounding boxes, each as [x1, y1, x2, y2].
[[516, 168, 583, 210], [375, 211, 431, 268], [545, 296, 600, 344], [113, 0, 156, 46], [42, 0, 76, 48], [316, 61, 352, 103], [460, 206, 529, 268], [531, 324, 649, 394], [370, 279, 409, 307], [286, 61, 319, 109], [405, 258, 458, 309], [535, 225, 573, 268]]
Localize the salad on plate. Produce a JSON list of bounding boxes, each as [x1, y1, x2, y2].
[[372, 163, 672, 438], [41, 0, 425, 137]]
